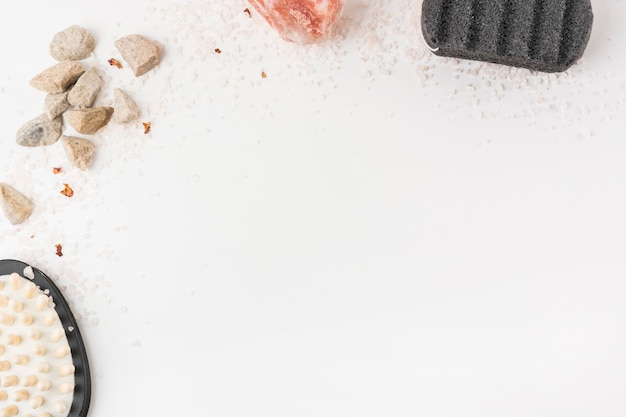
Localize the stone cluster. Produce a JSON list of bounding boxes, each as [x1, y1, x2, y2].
[[3, 26, 162, 226]]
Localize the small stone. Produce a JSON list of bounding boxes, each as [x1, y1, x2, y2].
[[15, 114, 63, 147], [248, 0, 344, 44], [68, 68, 103, 107], [49, 25, 96, 61], [43, 92, 69, 119], [0, 183, 35, 225], [61, 136, 96, 170], [29, 61, 85, 93], [63, 107, 114, 134], [113, 88, 140, 123], [114, 34, 161, 77]]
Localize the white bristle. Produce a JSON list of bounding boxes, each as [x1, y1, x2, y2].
[[58, 382, 74, 394], [22, 375, 37, 387], [37, 380, 52, 391], [0, 313, 15, 326], [0, 405, 18, 417], [43, 311, 57, 326], [30, 395, 44, 409], [9, 274, 21, 290], [50, 329, 64, 343], [35, 294, 49, 311], [1, 272, 76, 416], [8, 299, 23, 313], [27, 328, 41, 340], [55, 345, 70, 359], [23, 282, 37, 299], [19, 312, 34, 325], [32, 344, 46, 356], [13, 389, 29, 401], [0, 375, 17, 388], [13, 354, 29, 365], [36, 362, 51, 373], [54, 400, 68, 414], [6, 334, 21, 345], [58, 364, 75, 376]]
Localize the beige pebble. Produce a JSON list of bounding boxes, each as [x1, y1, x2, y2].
[[0, 184, 35, 225], [49, 25, 96, 61], [68, 67, 103, 107], [15, 114, 63, 147], [64, 107, 114, 134], [29, 61, 85, 93], [113, 88, 141, 123], [114, 34, 162, 76], [43, 91, 70, 120], [61, 136, 96, 170]]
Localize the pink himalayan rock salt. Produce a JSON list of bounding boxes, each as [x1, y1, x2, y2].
[[249, 0, 344, 44]]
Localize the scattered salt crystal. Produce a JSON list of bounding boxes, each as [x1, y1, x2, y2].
[[23, 266, 35, 280]]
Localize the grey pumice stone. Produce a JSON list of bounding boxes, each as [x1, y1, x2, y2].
[[421, 0, 593, 73]]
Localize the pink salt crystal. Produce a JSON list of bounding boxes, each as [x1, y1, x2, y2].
[[249, 0, 343, 44]]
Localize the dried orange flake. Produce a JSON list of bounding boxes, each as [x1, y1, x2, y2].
[[60, 183, 74, 198], [108, 58, 123, 69], [55, 244, 63, 257], [261, 71, 267, 79], [143, 122, 152, 134], [53, 167, 63, 174], [214, 48, 222, 54]]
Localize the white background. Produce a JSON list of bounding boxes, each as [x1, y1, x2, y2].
[[1, 0, 625, 416]]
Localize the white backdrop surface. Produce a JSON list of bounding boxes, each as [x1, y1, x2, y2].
[[1, 1, 625, 416]]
